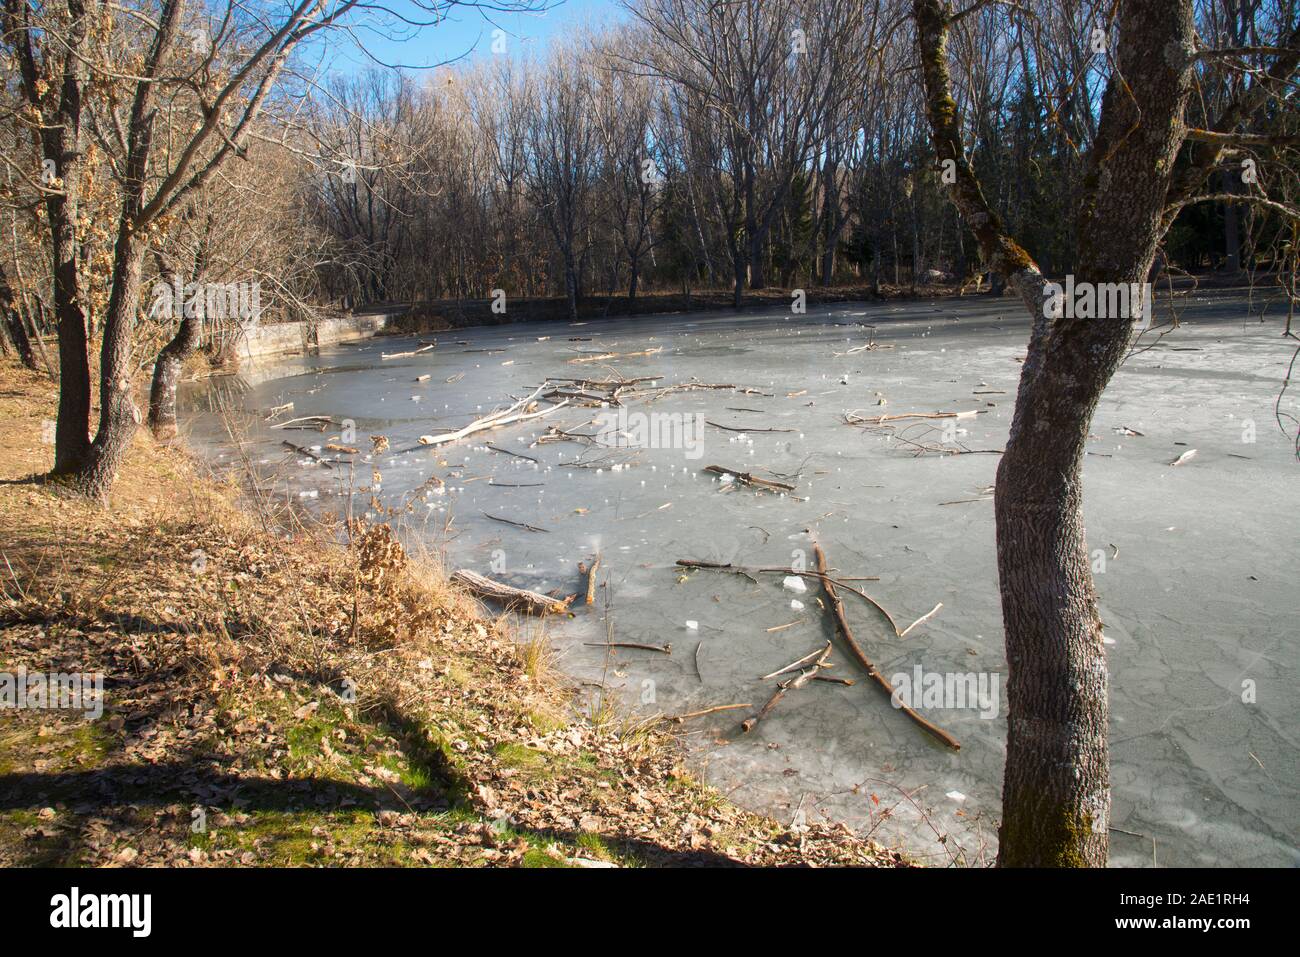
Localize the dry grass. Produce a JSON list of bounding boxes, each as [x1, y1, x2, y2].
[[0, 357, 907, 868]]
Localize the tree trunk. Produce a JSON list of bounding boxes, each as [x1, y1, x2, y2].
[[993, 334, 1116, 867], [912, 0, 1197, 867], [0, 264, 36, 369], [148, 314, 201, 440], [39, 2, 93, 475], [1222, 169, 1242, 274], [51, 242, 92, 474], [67, 231, 149, 501], [732, 245, 745, 309], [747, 228, 766, 290], [564, 256, 579, 322]]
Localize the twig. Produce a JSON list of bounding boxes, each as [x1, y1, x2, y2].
[[706, 420, 796, 433], [742, 642, 832, 732], [382, 343, 435, 360], [583, 642, 671, 654], [665, 703, 751, 723], [898, 602, 943, 638], [281, 440, 334, 469], [482, 512, 549, 533], [486, 443, 540, 464], [269, 415, 333, 430], [761, 645, 831, 680], [702, 466, 795, 493]]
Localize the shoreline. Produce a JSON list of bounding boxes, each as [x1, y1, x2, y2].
[[226, 276, 1280, 370], [0, 358, 910, 868]]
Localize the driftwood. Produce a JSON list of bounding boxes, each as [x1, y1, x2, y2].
[[585, 555, 601, 605], [482, 512, 549, 533], [382, 343, 435, 360], [702, 466, 795, 493], [812, 543, 960, 751], [544, 388, 619, 406], [569, 346, 663, 363], [486, 443, 540, 464], [552, 376, 660, 389], [684, 558, 899, 636], [742, 641, 832, 733], [270, 415, 333, 430], [845, 409, 983, 426], [761, 645, 830, 681], [419, 399, 568, 446], [281, 440, 333, 468], [418, 384, 569, 447], [583, 641, 671, 654], [664, 703, 752, 723], [706, 420, 796, 434], [674, 560, 880, 595], [451, 569, 569, 615]]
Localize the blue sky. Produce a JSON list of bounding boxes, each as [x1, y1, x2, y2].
[[330, 0, 627, 74]]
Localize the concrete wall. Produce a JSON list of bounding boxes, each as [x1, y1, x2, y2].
[[235, 312, 390, 361]]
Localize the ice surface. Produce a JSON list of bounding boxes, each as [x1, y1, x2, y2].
[[182, 292, 1299, 867]]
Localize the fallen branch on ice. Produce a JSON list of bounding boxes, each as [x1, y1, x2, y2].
[[418, 384, 569, 447], [812, 543, 960, 751], [702, 466, 795, 493], [451, 569, 570, 615], [742, 641, 833, 733]]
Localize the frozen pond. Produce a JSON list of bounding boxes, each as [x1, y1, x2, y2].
[[182, 292, 1299, 867]]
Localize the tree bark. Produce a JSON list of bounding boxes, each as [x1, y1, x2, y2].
[[148, 314, 201, 440], [0, 265, 36, 369], [564, 254, 579, 322], [70, 230, 149, 500], [913, 0, 1198, 867], [28, 0, 94, 474]]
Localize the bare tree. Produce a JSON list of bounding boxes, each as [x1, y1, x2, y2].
[[912, 0, 1299, 866], [0, 0, 548, 499], [525, 45, 600, 321]]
